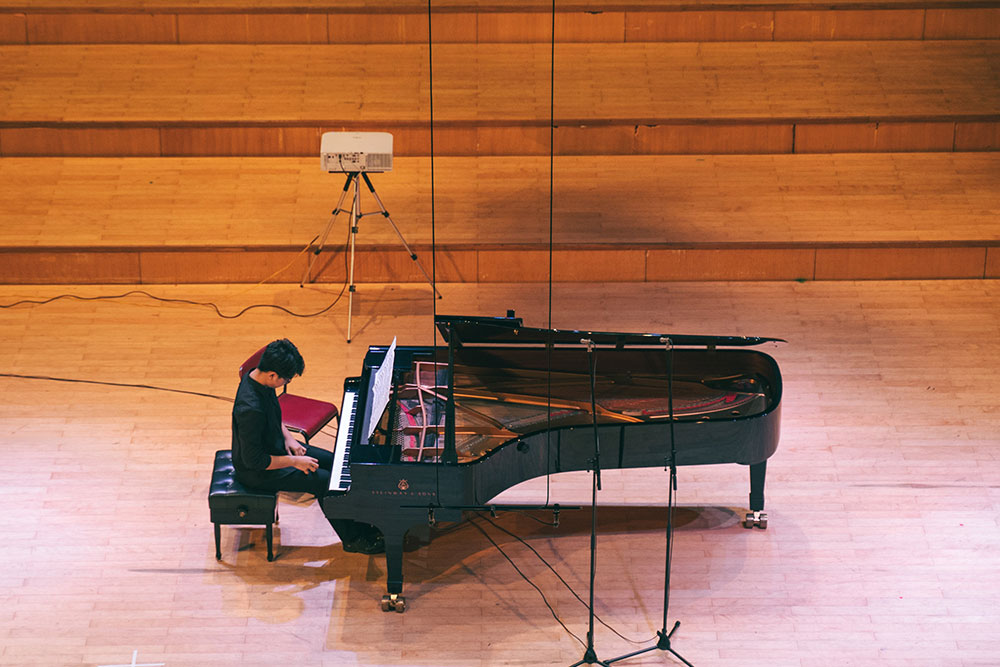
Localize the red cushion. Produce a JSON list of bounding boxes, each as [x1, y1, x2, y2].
[[278, 393, 339, 439]]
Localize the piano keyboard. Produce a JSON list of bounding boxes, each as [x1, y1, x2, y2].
[[330, 388, 357, 492]]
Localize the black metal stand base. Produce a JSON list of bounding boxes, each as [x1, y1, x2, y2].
[[607, 621, 693, 666], [570, 645, 610, 667]]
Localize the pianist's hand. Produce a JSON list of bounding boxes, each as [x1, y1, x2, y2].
[[291, 455, 320, 474], [285, 439, 307, 457]]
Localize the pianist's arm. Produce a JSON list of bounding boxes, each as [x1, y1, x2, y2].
[[233, 401, 318, 474]]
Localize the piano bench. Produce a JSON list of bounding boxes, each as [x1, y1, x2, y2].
[[208, 450, 278, 562]]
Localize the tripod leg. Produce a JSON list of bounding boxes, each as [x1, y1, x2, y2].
[[302, 173, 355, 285], [346, 176, 360, 343], [361, 173, 441, 298]]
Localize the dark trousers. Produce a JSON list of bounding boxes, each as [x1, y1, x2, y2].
[[236, 444, 373, 544]]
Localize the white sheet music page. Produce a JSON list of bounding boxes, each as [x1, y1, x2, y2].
[[366, 336, 396, 440]]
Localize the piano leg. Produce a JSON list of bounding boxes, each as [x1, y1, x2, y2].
[[744, 461, 768, 529], [380, 532, 407, 613]]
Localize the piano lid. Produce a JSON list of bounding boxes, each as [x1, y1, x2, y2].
[[435, 314, 785, 349]]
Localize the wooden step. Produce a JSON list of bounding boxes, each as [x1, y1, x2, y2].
[[1, 41, 997, 156], [1, 154, 997, 283], [1, 0, 998, 44]]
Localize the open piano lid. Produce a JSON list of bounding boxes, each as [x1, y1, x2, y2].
[[435, 314, 786, 349]]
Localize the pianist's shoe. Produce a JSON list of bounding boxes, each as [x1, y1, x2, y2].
[[342, 533, 385, 555]]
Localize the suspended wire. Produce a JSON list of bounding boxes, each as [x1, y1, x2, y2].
[[543, 0, 557, 511], [428, 0, 443, 510]]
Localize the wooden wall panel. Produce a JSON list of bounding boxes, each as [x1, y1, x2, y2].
[[159, 127, 288, 157], [280, 126, 327, 156], [478, 249, 549, 281], [796, 123, 877, 153], [796, 122, 956, 153], [138, 249, 304, 283], [353, 248, 440, 283], [176, 14, 327, 44], [925, 9, 1000, 39], [477, 126, 550, 156], [773, 10, 924, 40], [0, 127, 161, 156], [553, 249, 645, 281], [477, 12, 550, 43], [478, 11, 626, 43], [176, 14, 248, 43], [25, 14, 178, 44], [955, 122, 1000, 151], [244, 14, 328, 44], [555, 126, 634, 155], [555, 12, 624, 43], [986, 247, 1000, 278], [871, 122, 956, 152], [423, 249, 477, 283], [0, 12, 27, 44], [626, 11, 773, 42], [299, 247, 475, 284], [633, 124, 793, 155], [0, 251, 140, 284], [327, 13, 433, 44], [647, 248, 815, 281], [815, 247, 986, 279], [394, 127, 478, 157], [426, 12, 478, 43]]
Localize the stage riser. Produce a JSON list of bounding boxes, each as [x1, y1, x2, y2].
[[1, 245, 996, 284], [2, 121, 997, 157], [2, 8, 998, 45]]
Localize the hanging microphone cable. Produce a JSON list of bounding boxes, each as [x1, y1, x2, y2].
[[543, 0, 557, 510]]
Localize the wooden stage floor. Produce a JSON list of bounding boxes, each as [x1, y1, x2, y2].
[[1, 279, 999, 666]]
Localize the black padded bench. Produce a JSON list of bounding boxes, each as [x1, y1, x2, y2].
[[209, 449, 278, 561]]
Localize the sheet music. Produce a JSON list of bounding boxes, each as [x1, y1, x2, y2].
[[366, 336, 396, 440]]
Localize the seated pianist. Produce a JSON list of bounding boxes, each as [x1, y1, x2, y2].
[[231, 338, 384, 554]]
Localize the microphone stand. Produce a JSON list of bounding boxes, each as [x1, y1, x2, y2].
[[607, 337, 693, 667], [570, 339, 610, 667]]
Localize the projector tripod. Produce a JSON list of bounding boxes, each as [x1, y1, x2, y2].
[[301, 171, 440, 343]]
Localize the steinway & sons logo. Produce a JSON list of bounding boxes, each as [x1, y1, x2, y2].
[[370, 478, 434, 497]]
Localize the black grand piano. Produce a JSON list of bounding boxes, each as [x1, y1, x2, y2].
[[321, 314, 783, 612]]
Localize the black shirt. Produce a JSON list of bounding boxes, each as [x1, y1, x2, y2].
[[231, 372, 284, 472]]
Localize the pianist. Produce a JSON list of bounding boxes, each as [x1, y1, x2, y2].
[[231, 338, 384, 554]]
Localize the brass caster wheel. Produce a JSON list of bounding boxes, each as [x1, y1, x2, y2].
[[744, 511, 768, 529], [381, 594, 406, 613]]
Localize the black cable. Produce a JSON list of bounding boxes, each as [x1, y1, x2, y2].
[[0, 287, 349, 319], [469, 516, 586, 648], [1, 223, 352, 320], [476, 512, 656, 646], [0, 372, 232, 402]]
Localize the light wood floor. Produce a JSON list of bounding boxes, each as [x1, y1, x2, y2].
[[3, 42, 996, 124], [3, 154, 998, 248], [1, 279, 999, 666]]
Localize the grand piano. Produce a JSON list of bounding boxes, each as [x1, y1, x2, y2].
[[321, 313, 783, 612]]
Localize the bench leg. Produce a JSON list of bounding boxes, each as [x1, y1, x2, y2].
[[214, 523, 222, 560], [266, 523, 274, 562]]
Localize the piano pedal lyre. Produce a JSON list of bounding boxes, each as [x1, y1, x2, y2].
[[743, 511, 768, 529], [381, 593, 406, 613]]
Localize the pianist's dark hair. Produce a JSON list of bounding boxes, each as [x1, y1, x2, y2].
[[258, 338, 305, 380]]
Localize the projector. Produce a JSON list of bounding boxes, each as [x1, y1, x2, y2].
[[321, 132, 393, 173]]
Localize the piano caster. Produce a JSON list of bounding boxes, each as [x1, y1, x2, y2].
[[743, 511, 768, 529], [381, 594, 406, 613]]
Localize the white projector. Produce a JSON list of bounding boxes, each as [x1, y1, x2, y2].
[[321, 132, 393, 173]]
